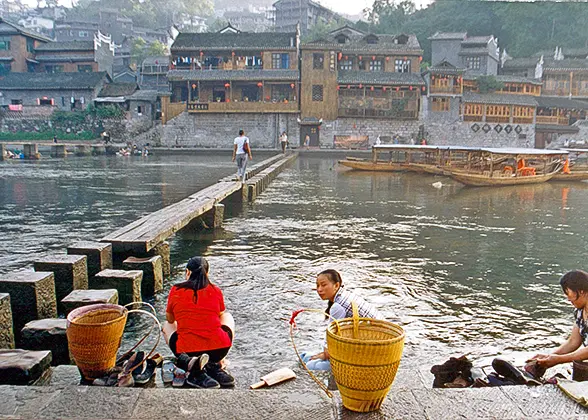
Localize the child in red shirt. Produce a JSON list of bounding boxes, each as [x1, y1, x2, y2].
[[163, 257, 235, 388]]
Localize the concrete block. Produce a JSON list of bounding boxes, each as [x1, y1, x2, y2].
[[74, 145, 91, 156], [0, 294, 14, 349], [67, 241, 113, 277], [23, 144, 40, 160], [0, 272, 57, 345], [21, 319, 71, 366], [50, 144, 66, 158], [34, 255, 88, 313], [61, 289, 119, 315], [0, 143, 4, 161], [203, 203, 225, 229], [0, 349, 52, 385], [148, 241, 170, 277], [91, 269, 142, 305], [122, 256, 163, 296]]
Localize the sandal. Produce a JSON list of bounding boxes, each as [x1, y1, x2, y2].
[[162, 360, 175, 384], [93, 367, 122, 386], [133, 359, 157, 385], [172, 368, 186, 388]]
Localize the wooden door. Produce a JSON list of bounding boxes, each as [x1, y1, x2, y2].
[[300, 125, 320, 147]]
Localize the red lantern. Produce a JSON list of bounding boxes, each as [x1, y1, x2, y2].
[[191, 83, 196, 89], [359, 84, 363, 89], [370, 86, 374, 91], [383, 86, 387, 91], [359, 55, 362, 60], [344, 55, 348, 60], [422, 86, 426, 91], [257, 82, 263, 87], [372, 56, 376, 61], [338, 52, 342, 60], [347, 85, 350, 89], [224, 83, 230, 88], [386, 56, 390, 61], [336, 86, 340, 90], [200, 51, 203, 56], [396, 87, 400, 92], [231, 51, 235, 56], [419, 56, 422, 62], [290, 83, 295, 89], [226, 98, 230, 102], [265, 96, 270, 101], [410, 86, 413, 91], [404, 56, 407, 60], [431, 75, 435, 81]]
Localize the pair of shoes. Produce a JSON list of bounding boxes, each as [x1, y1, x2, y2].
[[172, 368, 186, 387], [117, 351, 146, 387], [93, 367, 122, 386], [133, 359, 157, 385], [162, 360, 175, 384], [492, 358, 541, 386], [176, 353, 220, 389], [206, 362, 235, 387], [487, 372, 517, 386], [524, 360, 547, 380]]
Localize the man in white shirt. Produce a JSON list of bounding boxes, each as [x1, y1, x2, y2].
[[280, 131, 288, 153], [232, 129, 253, 181]]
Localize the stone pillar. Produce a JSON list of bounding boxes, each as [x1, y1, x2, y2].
[[148, 241, 170, 277], [75, 145, 91, 156], [67, 242, 113, 278], [0, 349, 52, 385], [23, 144, 40, 160], [21, 319, 71, 366], [50, 144, 67, 158], [0, 272, 57, 345], [122, 256, 163, 296], [247, 183, 256, 202], [0, 143, 5, 162], [34, 255, 88, 314], [92, 145, 106, 155], [203, 203, 225, 229], [91, 269, 142, 305], [61, 289, 119, 315], [0, 294, 15, 349]]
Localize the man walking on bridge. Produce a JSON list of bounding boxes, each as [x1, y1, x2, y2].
[[232, 129, 252, 181]]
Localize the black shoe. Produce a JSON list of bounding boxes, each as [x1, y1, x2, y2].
[[206, 362, 235, 387], [492, 358, 541, 386], [186, 371, 220, 389], [176, 353, 209, 373]]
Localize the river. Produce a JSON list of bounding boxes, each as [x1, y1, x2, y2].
[[1, 153, 587, 371]]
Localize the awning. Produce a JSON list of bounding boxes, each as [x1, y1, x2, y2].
[[93, 97, 126, 103]]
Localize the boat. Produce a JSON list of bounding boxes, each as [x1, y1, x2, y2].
[[338, 145, 445, 173], [447, 148, 568, 187], [552, 149, 588, 181]]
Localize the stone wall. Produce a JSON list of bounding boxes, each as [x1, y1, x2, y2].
[[0, 116, 127, 139], [319, 118, 421, 148], [550, 120, 588, 148], [425, 118, 535, 148], [161, 112, 300, 148]]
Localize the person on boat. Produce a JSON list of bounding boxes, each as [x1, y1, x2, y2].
[[528, 270, 588, 375], [375, 135, 382, 146], [421, 138, 427, 146], [300, 269, 384, 370], [163, 256, 235, 388]]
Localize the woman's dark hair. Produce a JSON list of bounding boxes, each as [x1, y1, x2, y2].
[[318, 269, 343, 318], [560, 270, 588, 298], [176, 256, 210, 303], [239, 129, 244, 136]]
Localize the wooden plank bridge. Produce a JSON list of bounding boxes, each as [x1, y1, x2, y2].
[[101, 153, 295, 254]]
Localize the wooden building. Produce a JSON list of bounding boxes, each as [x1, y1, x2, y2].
[[541, 59, 588, 99], [0, 17, 51, 75]]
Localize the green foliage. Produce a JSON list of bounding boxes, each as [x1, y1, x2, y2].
[[477, 76, 504, 94], [303, 18, 349, 43], [50, 105, 124, 125], [0, 130, 95, 141]]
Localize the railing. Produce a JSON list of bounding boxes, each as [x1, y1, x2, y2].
[[463, 115, 483, 122], [513, 117, 534, 125], [429, 86, 461, 94], [571, 88, 588, 97], [536, 115, 570, 125], [162, 101, 186, 125], [542, 88, 570, 96], [486, 116, 510, 124], [187, 101, 298, 113], [338, 108, 418, 119]]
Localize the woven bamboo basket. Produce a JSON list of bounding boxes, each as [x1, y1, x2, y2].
[[66, 303, 128, 380], [326, 304, 405, 413]]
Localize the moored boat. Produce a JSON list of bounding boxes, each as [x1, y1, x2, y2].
[[552, 149, 588, 181], [338, 145, 444, 173], [447, 148, 568, 187]]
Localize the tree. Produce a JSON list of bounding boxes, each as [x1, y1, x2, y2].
[[477, 76, 504, 94]]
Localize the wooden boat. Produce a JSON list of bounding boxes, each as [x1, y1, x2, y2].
[[339, 145, 445, 173], [337, 159, 407, 172], [552, 149, 588, 181], [447, 148, 568, 187]]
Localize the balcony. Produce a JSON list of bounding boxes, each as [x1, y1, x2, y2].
[[429, 86, 462, 95], [536, 115, 570, 125], [187, 101, 298, 114]]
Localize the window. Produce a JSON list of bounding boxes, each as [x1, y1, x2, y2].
[[26, 38, 34, 53], [79, 31, 89, 37], [369, 60, 383, 72], [312, 85, 323, 101], [394, 59, 411, 73], [39, 98, 53, 106], [366, 35, 378, 45], [0, 62, 10, 76], [11, 99, 22, 105], [339, 59, 352, 71], [137, 106, 142, 115], [0, 36, 11, 50], [432, 97, 450, 112], [335, 35, 348, 44], [272, 53, 289, 69], [465, 56, 481, 70], [313, 53, 324, 70], [46, 65, 64, 73], [78, 64, 93, 72]]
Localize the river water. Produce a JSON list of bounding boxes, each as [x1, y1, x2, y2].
[[1, 154, 587, 371]]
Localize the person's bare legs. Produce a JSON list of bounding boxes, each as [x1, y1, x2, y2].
[[162, 321, 177, 345], [219, 312, 235, 368]]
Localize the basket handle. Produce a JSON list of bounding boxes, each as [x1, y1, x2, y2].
[[352, 302, 359, 340], [116, 307, 162, 365]]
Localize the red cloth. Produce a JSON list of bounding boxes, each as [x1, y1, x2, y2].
[[166, 284, 231, 353]]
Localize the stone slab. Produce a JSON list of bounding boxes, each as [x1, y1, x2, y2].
[[148, 241, 170, 277], [91, 269, 142, 305], [34, 255, 88, 313], [61, 289, 119, 315], [0, 271, 57, 344], [21, 319, 71, 366], [501, 384, 588, 417], [0, 385, 62, 418], [0, 349, 52, 385], [0, 293, 14, 349], [67, 241, 113, 278], [122, 256, 163, 296]]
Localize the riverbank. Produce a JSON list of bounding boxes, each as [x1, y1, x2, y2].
[[2, 364, 584, 419]]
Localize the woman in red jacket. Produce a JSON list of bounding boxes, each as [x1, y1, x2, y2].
[[163, 257, 235, 388]]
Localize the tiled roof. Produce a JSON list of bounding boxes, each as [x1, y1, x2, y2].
[[0, 18, 52, 42], [428, 32, 467, 41], [337, 70, 425, 86], [535, 124, 579, 134], [462, 92, 537, 106], [171, 32, 297, 51], [167, 69, 298, 82], [128, 89, 159, 102], [35, 56, 95, 62], [543, 59, 588, 71], [0, 72, 108, 90], [494, 75, 542, 85], [462, 36, 493, 45], [536, 96, 588, 110], [304, 34, 422, 53], [98, 82, 138, 97], [35, 41, 94, 52], [458, 48, 494, 56], [501, 57, 539, 69]]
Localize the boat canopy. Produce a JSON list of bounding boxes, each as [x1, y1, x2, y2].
[[480, 148, 569, 156]]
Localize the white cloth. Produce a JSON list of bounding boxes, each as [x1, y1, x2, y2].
[[234, 136, 249, 154]]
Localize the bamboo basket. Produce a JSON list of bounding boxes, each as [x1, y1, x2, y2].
[[66, 303, 128, 381], [326, 303, 405, 413]]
